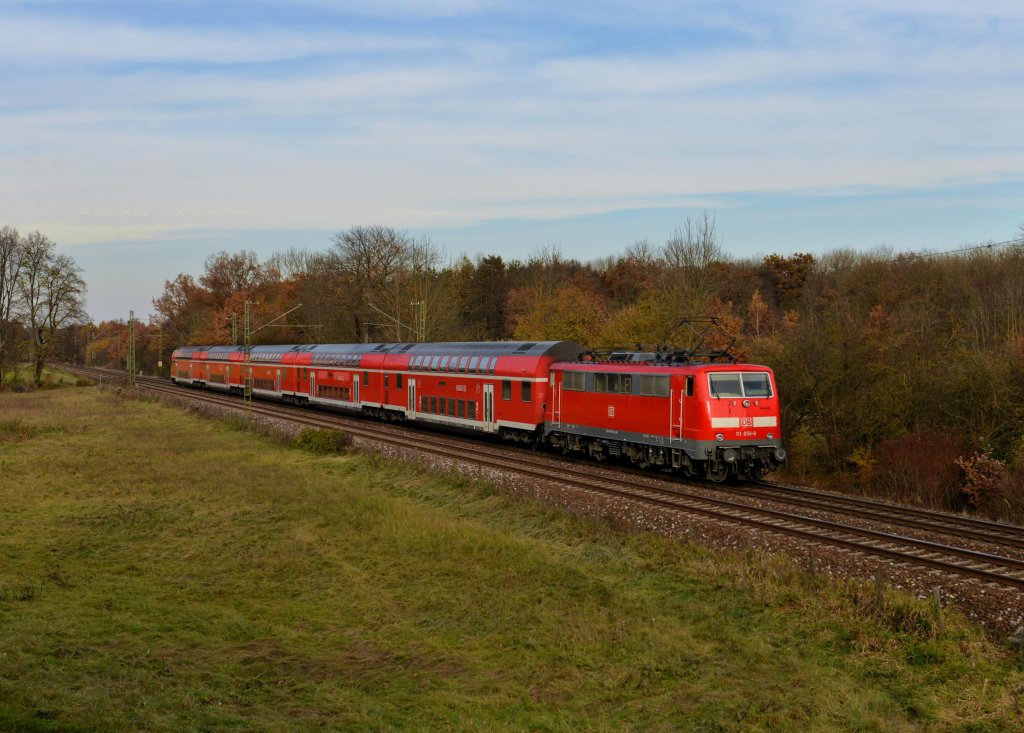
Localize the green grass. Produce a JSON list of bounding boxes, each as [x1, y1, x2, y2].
[[1, 386, 1023, 731], [1, 364, 89, 391]]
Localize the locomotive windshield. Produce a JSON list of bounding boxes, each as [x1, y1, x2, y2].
[[708, 372, 773, 398], [741, 372, 772, 397]]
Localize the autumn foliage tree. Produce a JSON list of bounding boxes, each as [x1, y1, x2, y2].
[[136, 217, 1024, 520]]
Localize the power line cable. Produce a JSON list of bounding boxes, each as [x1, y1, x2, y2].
[[905, 236, 1024, 260]]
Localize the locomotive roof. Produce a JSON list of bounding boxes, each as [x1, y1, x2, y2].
[[557, 360, 773, 372]]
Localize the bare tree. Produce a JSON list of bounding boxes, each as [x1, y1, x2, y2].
[[402, 236, 454, 341], [661, 210, 724, 292], [18, 232, 87, 386], [0, 225, 25, 384], [637, 211, 729, 338], [330, 225, 416, 341], [267, 246, 332, 280]]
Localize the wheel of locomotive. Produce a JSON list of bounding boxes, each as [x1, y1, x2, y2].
[[706, 460, 729, 483]]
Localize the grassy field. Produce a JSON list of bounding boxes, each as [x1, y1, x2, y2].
[[1, 384, 1023, 731]]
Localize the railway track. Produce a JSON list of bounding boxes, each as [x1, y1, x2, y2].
[[743, 480, 1024, 551], [63, 364, 1024, 593]]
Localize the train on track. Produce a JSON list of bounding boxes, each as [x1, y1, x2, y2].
[[171, 340, 786, 481]]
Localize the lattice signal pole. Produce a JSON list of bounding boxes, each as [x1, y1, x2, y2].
[[127, 310, 136, 386], [243, 301, 253, 410], [242, 302, 304, 413], [409, 301, 426, 342]]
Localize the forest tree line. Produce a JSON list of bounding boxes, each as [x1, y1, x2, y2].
[[74, 215, 1024, 519]]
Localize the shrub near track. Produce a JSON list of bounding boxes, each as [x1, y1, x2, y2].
[[0, 385, 1022, 731]]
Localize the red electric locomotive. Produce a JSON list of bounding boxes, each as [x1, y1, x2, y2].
[[546, 353, 785, 481], [171, 339, 785, 480]]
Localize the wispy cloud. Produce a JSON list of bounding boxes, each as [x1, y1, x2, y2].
[[0, 0, 1021, 250], [0, 16, 443, 64]]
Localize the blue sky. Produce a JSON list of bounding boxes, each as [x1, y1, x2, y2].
[[1, 1, 1022, 321]]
